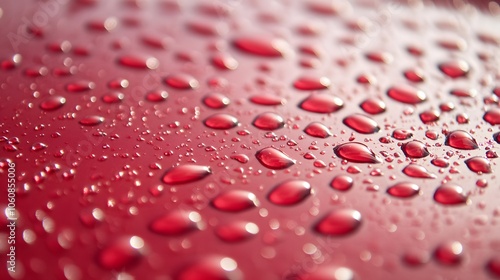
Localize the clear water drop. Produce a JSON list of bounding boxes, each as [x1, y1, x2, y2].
[[342, 114, 380, 134], [255, 147, 296, 169], [267, 180, 311, 206], [334, 142, 381, 163], [299, 94, 344, 114], [433, 184, 469, 205], [387, 182, 420, 198], [149, 210, 203, 235], [304, 122, 332, 138], [445, 130, 478, 150], [211, 190, 259, 212], [162, 165, 211, 185], [387, 84, 427, 104], [40, 96, 66, 111], [314, 209, 362, 236], [252, 112, 284, 130], [204, 114, 239, 130]]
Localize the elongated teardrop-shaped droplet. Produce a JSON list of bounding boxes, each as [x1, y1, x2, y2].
[[450, 88, 477, 98], [434, 241, 464, 265], [360, 98, 386, 114], [162, 165, 211, 185], [66, 80, 95, 93], [40, 96, 66, 111], [149, 210, 203, 235], [334, 142, 381, 163], [211, 190, 259, 212], [314, 209, 362, 236], [203, 93, 230, 109], [343, 114, 380, 134], [255, 147, 296, 169], [97, 236, 144, 270], [102, 91, 124, 104], [445, 130, 478, 150], [118, 54, 159, 69], [249, 95, 285, 106], [392, 129, 413, 140], [464, 157, 491, 174], [387, 182, 420, 198], [145, 90, 168, 102], [419, 109, 440, 123], [79, 116, 104, 126], [330, 175, 353, 191], [216, 221, 259, 242], [438, 60, 470, 78], [252, 112, 284, 130], [175, 256, 242, 280], [204, 114, 239, 130], [402, 164, 436, 178], [387, 84, 427, 104], [433, 184, 468, 205], [304, 122, 332, 138], [293, 75, 331, 90], [211, 53, 238, 70], [233, 36, 291, 57], [164, 73, 199, 89], [401, 140, 429, 158], [484, 108, 500, 125], [299, 94, 344, 113], [268, 180, 311, 206]]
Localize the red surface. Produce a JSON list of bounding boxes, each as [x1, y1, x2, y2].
[[1, 0, 500, 279]]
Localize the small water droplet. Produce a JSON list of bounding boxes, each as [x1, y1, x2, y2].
[[175, 256, 242, 280], [365, 51, 393, 64], [102, 91, 124, 104], [419, 109, 440, 123], [97, 236, 144, 270], [212, 53, 239, 70], [433, 184, 468, 205], [360, 98, 386, 114], [450, 88, 477, 98], [334, 142, 381, 163], [162, 165, 211, 185], [252, 112, 284, 130], [268, 180, 311, 206], [233, 36, 291, 57], [255, 147, 296, 169], [392, 129, 413, 140], [149, 210, 203, 235], [304, 122, 332, 138], [403, 249, 431, 266], [330, 175, 353, 191], [118, 54, 159, 69], [438, 60, 470, 78], [216, 221, 259, 242], [434, 241, 464, 265], [402, 164, 436, 178], [464, 157, 491, 174], [31, 142, 48, 151], [387, 182, 420, 198], [164, 73, 199, 89], [40, 96, 66, 111], [293, 75, 331, 90], [249, 94, 285, 106], [204, 114, 239, 130], [145, 90, 168, 102], [211, 190, 259, 212], [403, 68, 425, 82], [230, 154, 249, 164], [314, 209, 362, 236], [343, 114, 380, 134], [486, 257, 500, 278], [445, 130, 478, 150], [387, 84, 427, 104], [483, 108, 500, 125], [401, 140, 429, 158], [431, 157, 449, 168], [299, 94, 344, 114], [66, 80, 95, 93], [79, 116, 104, 126], [203, 93, 230, 109]]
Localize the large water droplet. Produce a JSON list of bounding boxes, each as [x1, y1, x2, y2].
[[268, 180, 311, 206], [164, 73, 199, 89], [438, 60, 470, 78], [233, 36, 291, 57], [445, 130, 478, 150], [419, 109, 440, 123], [402, 164, 436, 178], [79, 116, 104, 126], [204, 114, 239, 130], [392, 129, 413, 140], [216, 221, 259, 242], [40, 96, 66, 111], [387, 84, 427, 104], [118, 54, 159, 69], [342, 114, 380, 134], [330, 175, 353, 191], [483, 108, 500, 125], [293, 75, 331, 90], [401, 140, 429, 158], [97, 236, 144, 270], [175, 256, 242, 280], [255, 147, 296, 169], [299, 94, 344, 113], [433, 184, 469, 205], [149, 210, 203, 235], [387, 182, 420, 198], [162, 165, 211, 185], [314, 209, 362, 236], [434, 241, 464, 265], [464, 157, 491, 174], [211, 190, 259, 212], [334, 142, 381, 163], [360, 98, 386, 114], [304, 122, 332, 138], [252, 112, 284, 130]]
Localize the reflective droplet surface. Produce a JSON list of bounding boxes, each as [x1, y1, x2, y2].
[[162, 165, 211, 185], [164, 74, 199, 89], [438, 60, 470, 78], [255, 147, 296, 169], [97, 236, 144, 270], [402, 164, 436, 179], [66, 80, 95, 93], [330, 175, 353, 191], [387, 84, 427, 104], [401, 141, 429, 158], [387, 182, 420, 198], [203, 93, 230, 109], [445, 130, 478, 150], [304, 122, 332, 138], [216, 221, 259, 242], [314, 209, 362, 236], [483, 108, 500, 125], [433, 184, 469, 205], [392, 129, 413, 140], [343, 114, 380, 134], [334, 142, 381, 163], [149, 210, 203, 235], [404, 68, 425, 82], [175, 256, 242, 280], [40, 96, 66, 111], [299, 94, 344, 113], [145, 90, 168, 102], [79, 116, 104, 126], [211, 53, 239, 70], [233, 36, 291, 57], [419, 109, 440, 123], [360, 98, 386, 114], [295, 265, 355, 280], [252, 112, 284, 130], [102, 91, 124, 104], [118, 54, 159, 69], [465, 157, 491, 174], [268, 180, 311, 206], [486, 257, 500, 278], [434, 241, 464, 265], [204, 114, 239, 130], [211, 190, 259, 212], [293, 75, 331, 90], [249, 95, 285, 106]]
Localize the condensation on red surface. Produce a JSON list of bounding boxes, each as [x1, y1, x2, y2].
[[0, 0, 500, 280]]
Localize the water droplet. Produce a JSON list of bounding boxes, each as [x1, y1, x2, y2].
[[162, 165, 211, 185], [450, 88, 477, 98], [79, 116, 104, 126], [255, 147, 296, 169], [216, 221, 259, 242], [295, 266, 355, 280], [102, 91, 124, 104], [360, 98, 386, 114], [419, 109, 440, 123], [145, 90, 168, 102], [24, 66, 48, 77], [433, 184, 468, 205], [387, 182, 420, 198], [211, 190, 259, 212], [314, 209, 362, 236], [118, 54, 159, 69], [387, 84, 427, 104], [252, 112, 284, 130], [230, 154, 249, 164], [1, 54, 22, 70], [233, 36, 291, 57], [40, 96, 66, 111], [212, 53, 239, 70], [365, 51, 393, 64], [486, 257, 500, 278], [431, 157, 449, 168], [164, 73, 199, 89], [108, 78, 129, 89], [268, 180, 311, 206], [438, 60, 470, 78], [330, 175, 353, 191], [403, 249, 431, 266], [31, 142, 48, 152], [66, 80, 95, 93], [334, 142, 381, 163], [293, 76, 331, 90], [392, 129, 413, 140], [97, 236, 144, 270], [483, 108, 500, 125], [304, 122, 332, 138], [249, 95, 285, 106], [401, 140, 429, 158], [299, 94, 344, 114], [203, 93, 230, 109], [149, 210, 203, 235], [403, 68, 425, 82], [464, 157, 491, 174], [79, 208, 104, 227], [175, 256, 242, 280], [445, 130, 478, 150], [434, 241, 464, 265], [204, 114, 239, 130], [402, 164, 436, 178], [342, 114, 380, 134], [494, 132, 500, 144]]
